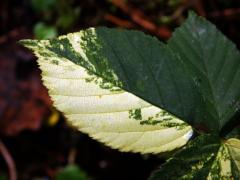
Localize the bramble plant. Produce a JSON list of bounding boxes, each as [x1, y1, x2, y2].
[[20, 12, 240, 179]]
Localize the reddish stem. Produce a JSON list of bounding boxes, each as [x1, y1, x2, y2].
[[104, 14, 134, 28], [0, 139, 17, 180], [110, 0, 171, 39]]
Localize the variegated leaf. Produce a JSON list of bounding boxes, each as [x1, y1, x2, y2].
[[149, 135, 240, 179], [20, 33, 193, 154]]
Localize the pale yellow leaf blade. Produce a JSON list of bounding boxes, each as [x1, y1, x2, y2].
[[37, 51, 192, 154]]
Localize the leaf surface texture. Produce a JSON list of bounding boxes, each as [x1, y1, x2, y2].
[[149, 135, 240, 179], [20, 34, 193, 153], [168, 12, 240, 132]]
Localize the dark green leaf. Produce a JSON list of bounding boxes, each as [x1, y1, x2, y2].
[[168, 12, 240, 132], [31, 0, 56, 12]]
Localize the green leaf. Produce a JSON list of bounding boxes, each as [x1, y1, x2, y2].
[[19, 31, 193, 154], [149, 135, 240, 179], [31, 0, 56, 12], [34, 22, 57, 40], [168, 12, 240, 132], [56, 164, 89, 180]]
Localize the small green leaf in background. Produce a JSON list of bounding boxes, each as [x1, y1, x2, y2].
[[55, 1, 81, 31], [31, 0, 56, 12], [56, 164, 89, 180], [168, 0, 181, 7], [57, 8, 80, 31], [33, 22, 57, 39]]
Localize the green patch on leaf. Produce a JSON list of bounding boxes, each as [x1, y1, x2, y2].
[[129, 108, 142, 120], [140, 119, 188, 130], [51, 59, 59, 65]]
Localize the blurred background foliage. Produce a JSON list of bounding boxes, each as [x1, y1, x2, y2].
[[0, 0, 240, 179]]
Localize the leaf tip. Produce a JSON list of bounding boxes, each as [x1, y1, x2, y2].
[[18, 39, 40, 50]]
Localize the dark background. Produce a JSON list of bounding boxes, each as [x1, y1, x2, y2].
[[0, 0, 240, 179]]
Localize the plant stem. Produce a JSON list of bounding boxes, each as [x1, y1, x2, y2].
[[0, 139, 17, 180]]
